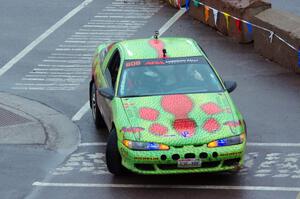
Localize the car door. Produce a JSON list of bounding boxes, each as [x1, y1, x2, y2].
[[96, 45, 122, 130]]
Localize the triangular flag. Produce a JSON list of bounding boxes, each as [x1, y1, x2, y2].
[[269, 31, 274, 43], [185, 0, 190, 10], [247, 22, 253, 34], [204, 6, 210, 23], [224, 13, 230, 32], [193, 0, 199, 7], [235, 19, 242, 33], [212, 9, 218, 26], [177, 0, 181, 9]]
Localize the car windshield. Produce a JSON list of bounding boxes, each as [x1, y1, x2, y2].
[[118, 56, 224, 97]]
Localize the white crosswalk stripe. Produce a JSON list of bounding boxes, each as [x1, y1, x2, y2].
[[12, 0, 164, 91]]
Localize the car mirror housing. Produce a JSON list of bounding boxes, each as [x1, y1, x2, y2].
[[224, 81, 237, 93], [98, 87, 114, 100]]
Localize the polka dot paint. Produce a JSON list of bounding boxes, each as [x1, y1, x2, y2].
[[139, 107, 159, 121], [203, 118, 221, 132], [149, 123, 168, 136], [201, 102, 223, 115]]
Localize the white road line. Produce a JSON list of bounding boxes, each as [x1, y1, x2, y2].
[[79, 142, 107, 147], [70, 6, 183, 122], [0, 0, 93, 77], [72, 101, 90, 121], [94, 16, 151, 19], [51, 53, 92, 56], [158, 8, 186, 37], [89, 19, 147, 23], [247, 142, 300, 147], [78, 142, 300, 148], [32, 182, 300, 192]]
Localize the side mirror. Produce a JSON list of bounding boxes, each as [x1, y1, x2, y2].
[[98, 87, 114, 100], [224, 81, 237, 93]]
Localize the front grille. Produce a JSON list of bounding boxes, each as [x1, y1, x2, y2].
[[223, 158, 241, 167], [201, 161, 221, 168], [157, 164, 178, 170], [184, 153, 196, 159]]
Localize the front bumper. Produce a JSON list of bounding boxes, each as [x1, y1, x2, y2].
[[118, 141, 246, 174]]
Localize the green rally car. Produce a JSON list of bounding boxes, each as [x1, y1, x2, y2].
[[89, 37, 246, 175]]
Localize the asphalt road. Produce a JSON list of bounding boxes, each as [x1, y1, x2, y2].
[[0, 0, 300, 199]]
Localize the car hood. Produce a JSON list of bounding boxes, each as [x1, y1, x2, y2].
[[120, 93, 242, 146]]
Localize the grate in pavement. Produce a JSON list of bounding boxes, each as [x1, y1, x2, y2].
[[0, 107, 31, 127]]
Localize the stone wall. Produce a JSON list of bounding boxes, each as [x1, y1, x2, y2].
[[253, 9, 300, 73], [188, 0, 271, 43]]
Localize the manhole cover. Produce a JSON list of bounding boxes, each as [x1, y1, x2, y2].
[[0, 107, 31, 127]]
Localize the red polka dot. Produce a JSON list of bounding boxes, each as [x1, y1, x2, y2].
[[201, 102, 223, 115], [173, 119, 196, 137], [203, 118, 220, 132], [149, 124, 168, 136], [161, 95, 193, 119], [224, 121, 241, 127], [139, 108, 159, 121]]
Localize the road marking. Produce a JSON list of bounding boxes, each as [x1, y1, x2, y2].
[[78, 142, 300, 148], [13, 0, 163, 91], [158, 8, 186, 36], [72, 101, 90, 121], [71, 6, 186, 121], [247, 143, 300, 147], [0, 0, 93, 77], [79, 142, 107, 147], [32, 182, 300, 192]]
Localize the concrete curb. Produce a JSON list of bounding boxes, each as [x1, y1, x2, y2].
[[0, 92, 80, 154], [253, 9, 300, 73]]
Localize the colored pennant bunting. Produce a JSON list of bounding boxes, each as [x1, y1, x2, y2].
[[193, 0, 199, 7], [204, 6, 210, 23], [212, 8, 218, 26], [235, 19, 242, 33], [224, 13, 230, 32], [191, 0, 298, 62], [269, 31, 274, 43], [247, 22, 253, 34], [186, 0, 190, 10]]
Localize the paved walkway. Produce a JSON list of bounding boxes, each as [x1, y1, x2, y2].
[[268, 0, 300, 16], [0, 92, 80, 153]]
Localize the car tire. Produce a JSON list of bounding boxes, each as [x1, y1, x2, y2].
[[91, 83, 105, 128], [106, 128, 125, 175]]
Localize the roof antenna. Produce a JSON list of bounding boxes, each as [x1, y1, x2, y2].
[[154, 31, 159, 39], [162, 49, 167, 58]]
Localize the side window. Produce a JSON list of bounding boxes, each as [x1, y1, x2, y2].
[[99, 48, 108, 72], [106, 50, 121, 89]]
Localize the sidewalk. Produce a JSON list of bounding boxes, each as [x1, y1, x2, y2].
[[0, 92, 80, 154], [268, 0, 300, 16]]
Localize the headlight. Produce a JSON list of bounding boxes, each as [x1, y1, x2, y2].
[[122, 140, 169, 151], [207, 133, 246, 148]]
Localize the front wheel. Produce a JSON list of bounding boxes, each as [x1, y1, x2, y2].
[[106, 128, 125, 175], [91, 83, 105, 128]]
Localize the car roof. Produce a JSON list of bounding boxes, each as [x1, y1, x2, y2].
[[117, 37, 204, 60]]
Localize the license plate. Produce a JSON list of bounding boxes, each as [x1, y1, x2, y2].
[[177, 158, 202, 168]]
